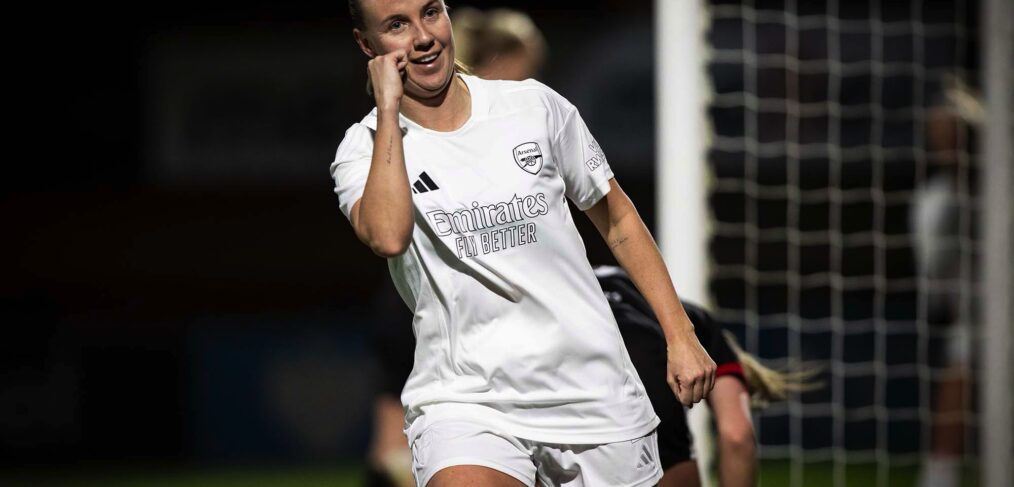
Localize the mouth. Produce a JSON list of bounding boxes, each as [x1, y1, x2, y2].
[[411, 51, 441, 65]]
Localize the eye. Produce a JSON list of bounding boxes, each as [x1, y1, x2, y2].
[[424, 7, 439, 17], [389, 20, 405, 31]]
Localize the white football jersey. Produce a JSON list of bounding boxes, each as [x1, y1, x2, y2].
[[330, 75, 659, 445]]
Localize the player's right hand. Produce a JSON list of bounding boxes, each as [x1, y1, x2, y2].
[[368, 50, 408, 114], [665, 326, 717, 406]]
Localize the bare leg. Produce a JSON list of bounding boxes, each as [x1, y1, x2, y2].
[[428, 465, 527, 487], [931, 366, 968, 458], [369, 395, 414, 487], [918, 366, 969, 487], [659, 460, 701, 487], [710, 378, 757, 487]]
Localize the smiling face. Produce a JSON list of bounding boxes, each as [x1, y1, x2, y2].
[[354, 0, 456, 101]]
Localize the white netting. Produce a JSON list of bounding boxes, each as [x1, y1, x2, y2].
[[703, 0, 980, 485]]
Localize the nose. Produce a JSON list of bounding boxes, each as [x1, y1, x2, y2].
[[413, 23, 435, 51]]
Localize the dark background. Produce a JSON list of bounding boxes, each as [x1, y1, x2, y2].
[[3, 0, 657, 469], [2, 0, 983, 475]]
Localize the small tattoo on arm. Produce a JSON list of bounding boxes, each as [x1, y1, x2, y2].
[[385, 136, 394, 165], [609, 236, 629, 249]]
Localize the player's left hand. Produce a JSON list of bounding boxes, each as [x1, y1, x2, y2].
[[665, 327, 717, 406]]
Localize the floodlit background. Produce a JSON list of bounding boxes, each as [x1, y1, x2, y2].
[[3, 0, 1008, 486]]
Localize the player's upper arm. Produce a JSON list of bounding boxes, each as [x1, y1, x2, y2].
[[330, 123, 373, 227], [584, 178, 636, 239]]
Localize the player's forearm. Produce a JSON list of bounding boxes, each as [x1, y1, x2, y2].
[[589, 179, 714, 404], [601, 199, 696, 345], [358, 111, 414, 256]]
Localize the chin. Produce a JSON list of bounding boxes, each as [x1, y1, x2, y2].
[[408, 71, 455, 99]]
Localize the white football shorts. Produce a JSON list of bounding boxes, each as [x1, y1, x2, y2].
[[410, 419, 662, 487]]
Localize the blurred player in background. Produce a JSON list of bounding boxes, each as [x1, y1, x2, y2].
[[366, 279, 417, 487], [597, 265, 819, 487], [450, 6, 546, 82], [913, 75, 983, 487], [335, 1, 716, 485]]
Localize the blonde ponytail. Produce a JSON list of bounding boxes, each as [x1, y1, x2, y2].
[[723, 330, 824, 407]]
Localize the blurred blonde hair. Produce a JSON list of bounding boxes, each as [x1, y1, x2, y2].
[[936, 74, 985, 126], [723, 330, 824, 407], [926, 74, 984, 158], [451, 7, 546, 76]]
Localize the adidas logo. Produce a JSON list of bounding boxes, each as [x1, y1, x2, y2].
[[412, 172, 440, 194], [635, 443, 653, 469]]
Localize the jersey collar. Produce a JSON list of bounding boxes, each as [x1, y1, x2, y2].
[[361, 74, 486, 136]]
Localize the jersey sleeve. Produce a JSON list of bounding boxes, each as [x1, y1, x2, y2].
[[329, 123, 374, 221], [547, 89, 615, 210]]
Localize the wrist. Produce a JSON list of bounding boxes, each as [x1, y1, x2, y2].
[[376, 98, 401, 117], [661, 317, 695, 346], [377, 108, 400, 120], [376, 105, 402, 123]]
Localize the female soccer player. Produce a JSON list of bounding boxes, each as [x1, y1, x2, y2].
[[332, 1, 715, 486], [913, 75, 983, 487]]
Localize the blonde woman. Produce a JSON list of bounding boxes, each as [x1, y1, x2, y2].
[[332, 1, 715, 486]]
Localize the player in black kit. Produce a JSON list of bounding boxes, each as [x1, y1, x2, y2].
[[595, 266, 750, 487]]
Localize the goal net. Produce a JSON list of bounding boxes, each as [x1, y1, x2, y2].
[[693, 0, 993, 485]]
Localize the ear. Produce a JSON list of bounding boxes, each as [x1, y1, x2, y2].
[[354, 29, 377, 58]]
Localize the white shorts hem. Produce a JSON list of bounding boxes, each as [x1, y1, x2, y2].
[[419, 457, 535, 487], [630, 466, 664, 487]]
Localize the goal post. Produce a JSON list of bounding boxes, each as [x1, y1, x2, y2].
[[978, 1, 1012, 486], [655, 0, 711, 306], [654, 0, 715, 485]]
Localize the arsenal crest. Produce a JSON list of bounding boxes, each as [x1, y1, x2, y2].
[[513, 142, 543, 175]]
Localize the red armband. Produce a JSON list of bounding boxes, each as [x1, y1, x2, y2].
[[716, 361, 748, 391]]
